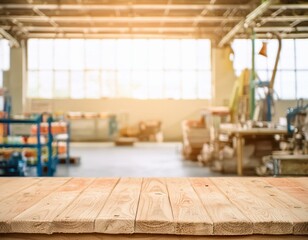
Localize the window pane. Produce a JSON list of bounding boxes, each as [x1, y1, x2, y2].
[[256, 70, 269, 82], [148, 71, 163, 99], [197, 71, 211, 99], [0, 39, 10, 71], [296, 40, 308, 69], [296, 71, 308, 99], [54, 39, 69, 70], [38, 71, 53, 98], [69, 39, 84, 70], [132, 70, 148, 99], [70, 71, 84, 98], [278, 39, 295, 70], [101, 70, 116, 98], [133, 39, 148, 70], [164, 70, 181, 99], [182, 71, 197, 99], [274, 71, 296, 99], [85, 71, 100, 98], [117, 70, 131, 97], [181, 40, 196, 70], [28, 39, 39, 70], [266, 39, 279, 71], [232, 39, 251, 76], [39, 40, 53, 70], [117, 39, 132, 70], [27, 38, 212, 100], [101, 40, 116, 70], [197, 40, 211, 70], [85, 40, 101, 69], [148, 40, 164, 70], [164, 40, 180, 69], [54, 71, 69, 98], [27, 71, 39, 97]]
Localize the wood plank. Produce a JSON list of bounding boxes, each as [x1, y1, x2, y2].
[[211, 177, 294, 234], [53, 178, 119, 233], [243, 178, 308, 235], [135, 178, 175, 234], [0, 178, 70, 233], [95, 178, 142, 234], [288, 178, 308, 189], [10, 178, 94, 234], [166, 178, 212, 235], [0, 177, 15, 184], [190, 178, 252, 235], [265, 178, 308, 205], [1, 233, 308, 240], [0, 178, 41, 201]]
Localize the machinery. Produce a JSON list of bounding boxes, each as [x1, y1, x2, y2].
[[255, 32, 282, 122], [286, 99, 308, 155], [0, 151, 27, 176], [257, 100, 308, 176]]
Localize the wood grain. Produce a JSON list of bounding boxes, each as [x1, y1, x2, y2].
[[243, 178, 308, 234], [135, 178, 175, 234], [0, 177, 307, 236], [53, 178, 119, 233], [0, 178, 70, 233], [166, 178, 212, 235], [95, 178, 142, 234], [265, 178, 308, 204], [289, 178, 308, 189], [1, 233, 308, 240], [0, 178, 41, 201], [0, 177, 15, 184], [10, 178, 94, 234], [190, 178, 252, 235], [211, 178, 294, 234]]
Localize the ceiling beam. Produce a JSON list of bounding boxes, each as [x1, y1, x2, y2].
[[261, 15, 308, 22], [0, 28, 19, 47], [0, 4, 252, 11], [1, 15, 306, 24], [1, 3, 307, 11], [269, 4, 308, 9], [3, 25, 308, 34], [22, 32, 216, 39], [237, 33, 308, 38], [22, 31, 308, 39], [0, 26, 223, 33], [254, 26, 308, 32], [218, 0, 273, 47], [0, 16, 243, 23]]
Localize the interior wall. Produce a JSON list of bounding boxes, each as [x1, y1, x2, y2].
[[26, 98, 210, 141]]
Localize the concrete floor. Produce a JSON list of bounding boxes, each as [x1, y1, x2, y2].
[[56, 142, 223, 177]]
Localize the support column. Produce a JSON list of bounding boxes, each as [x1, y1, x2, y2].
[[211, 46, 236, 106], [3, 40, 26, 115]]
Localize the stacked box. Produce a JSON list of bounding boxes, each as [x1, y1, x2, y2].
[[182, 120, 211, 161]]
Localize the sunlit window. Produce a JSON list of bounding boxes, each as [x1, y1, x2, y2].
[[0, 39, 10, 71], [232, 39, 308, 100], [27, 39, 211, 99]]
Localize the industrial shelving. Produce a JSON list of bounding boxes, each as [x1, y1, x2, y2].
[[0, 114, 58, 176]]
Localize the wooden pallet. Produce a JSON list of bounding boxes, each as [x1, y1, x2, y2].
[[58, 156, 80, 165], [0, 177, 307, 239]]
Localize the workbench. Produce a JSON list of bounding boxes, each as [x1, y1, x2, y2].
[[0, 177, 307, 239], [220, 126, 287, 175], [272, 154, 308, 176]]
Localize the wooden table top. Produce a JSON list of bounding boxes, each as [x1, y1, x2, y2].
[[0, 177, 307, 237], [220, 127, 287, 136]]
